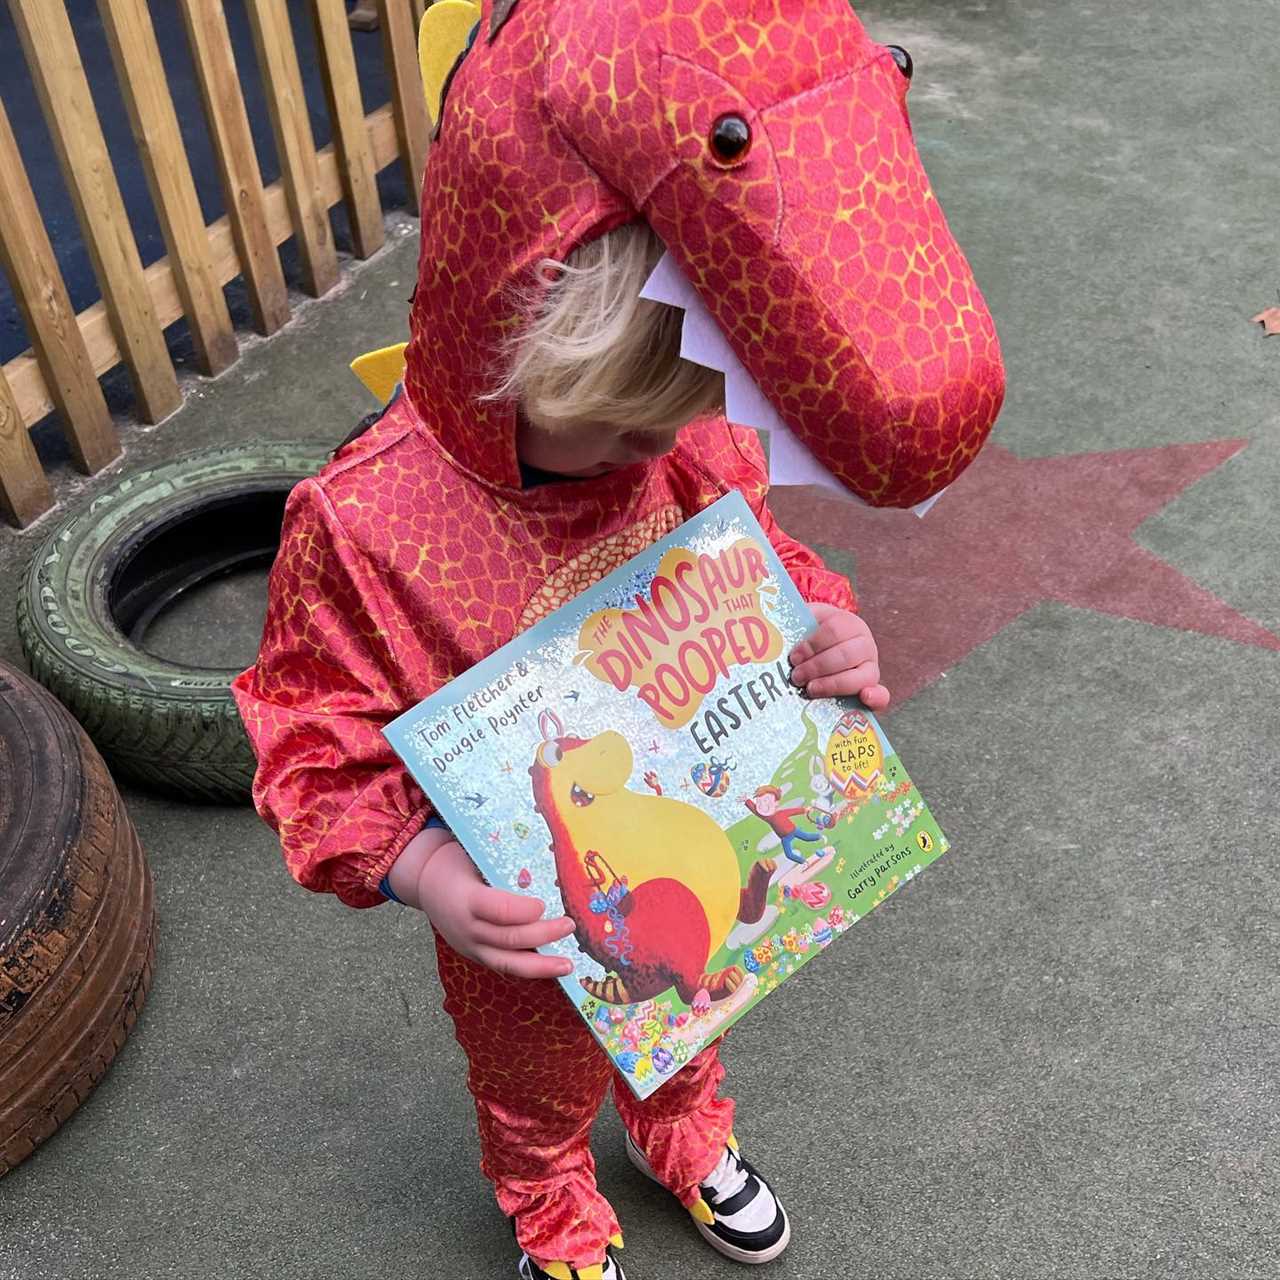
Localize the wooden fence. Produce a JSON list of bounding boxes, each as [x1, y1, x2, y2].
[[0, 0, 432, 528]]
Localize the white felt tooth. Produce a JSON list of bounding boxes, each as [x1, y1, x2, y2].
[[723, 364, 785, 435], [909, 487, 948, 517], [639, 252, 944, 517], [638, 251, 690, 308], [678, 304, 731, 371]]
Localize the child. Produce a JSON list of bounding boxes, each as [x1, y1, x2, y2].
[[236, 219, 887, 1280], [235, 3, 1001, 1277]]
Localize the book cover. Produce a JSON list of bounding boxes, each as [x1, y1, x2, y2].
[[384, 491, 948, 1098]]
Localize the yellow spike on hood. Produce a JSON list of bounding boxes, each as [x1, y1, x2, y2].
[[350, 343, 407, 404], [419, 0, 481, 127]]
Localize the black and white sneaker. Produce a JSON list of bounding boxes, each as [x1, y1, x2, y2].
[[517, 1246, 626, 1280], [625, 1133, 791, 1265]]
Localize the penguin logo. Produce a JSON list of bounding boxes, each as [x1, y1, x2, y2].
[[916, 830, 934, 853]]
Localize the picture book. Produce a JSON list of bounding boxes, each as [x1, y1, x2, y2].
[[384, 491, 949, 1098]]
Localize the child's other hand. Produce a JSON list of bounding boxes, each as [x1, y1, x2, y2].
[[787, 603, 890, 710], [396, 836, 576, 980]]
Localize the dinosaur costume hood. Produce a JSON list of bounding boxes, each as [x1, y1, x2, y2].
[[404, 0, 1004, 505]]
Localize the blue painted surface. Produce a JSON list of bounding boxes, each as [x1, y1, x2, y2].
[[0, 0, 407, 375]]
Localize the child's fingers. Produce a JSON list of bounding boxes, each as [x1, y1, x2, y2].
[[803, 659, 883, 700], [859, 682, 891, 712], [471, 886, 553, 927], [471, 915, 576, 953], [474, 946, 575, 981], [789, 638, 876, 685], [789, 621, 847, 667]]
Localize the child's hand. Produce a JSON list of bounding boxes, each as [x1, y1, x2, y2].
[[787, 603, 890, 710], [395, 836, 576, 980]]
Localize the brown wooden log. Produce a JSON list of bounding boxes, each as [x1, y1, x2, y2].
[[0, 661, 155, 1174]]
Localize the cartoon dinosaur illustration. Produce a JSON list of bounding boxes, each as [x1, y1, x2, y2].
[[530, 711, 774, 1012]]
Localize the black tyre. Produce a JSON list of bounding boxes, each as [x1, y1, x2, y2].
[[17, 441, 331, 804], [0, 659, 155, 1175]]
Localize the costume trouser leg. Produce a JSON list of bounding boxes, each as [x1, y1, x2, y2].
[[435, 934, 733, 1268]]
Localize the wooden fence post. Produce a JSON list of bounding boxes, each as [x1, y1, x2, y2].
[[0, 95, 118, 475], [179, 0, 291, 337], [8, 0, 181, 425], [245, 0, 341, 297], [0, 367, 53, 528], [312, 0, 386, 260], [377, 0, 431, 214], [96, 0, 239, 377]]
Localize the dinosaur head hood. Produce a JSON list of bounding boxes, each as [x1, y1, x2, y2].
[[403, 0, 1004, 505]]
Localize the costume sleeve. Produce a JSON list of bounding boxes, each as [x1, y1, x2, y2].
[[755, 500, 858, 613], [231, 478, 431, 908]]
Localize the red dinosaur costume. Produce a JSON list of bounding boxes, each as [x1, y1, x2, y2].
[[233, 0, 1003, 1272]]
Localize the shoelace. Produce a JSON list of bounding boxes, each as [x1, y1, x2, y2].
[[703, 1146, 750, 1205]]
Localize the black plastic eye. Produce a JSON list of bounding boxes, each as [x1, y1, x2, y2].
[[886, 44, 913, 80], [710, 114, 751, 162]]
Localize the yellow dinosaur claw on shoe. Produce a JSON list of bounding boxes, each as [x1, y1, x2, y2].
[[689, 1197, 716, 1225], [542, 1265, 606, 1280], [727, 1132, 740, 1153], [350, 342, 407, 403], [609, 1232, 625, 1250]]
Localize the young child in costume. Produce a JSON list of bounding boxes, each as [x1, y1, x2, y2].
[[234, 3, 1003, 1277]]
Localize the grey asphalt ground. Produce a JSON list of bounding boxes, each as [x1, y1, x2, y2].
[[1, 3, 1277, 1278]]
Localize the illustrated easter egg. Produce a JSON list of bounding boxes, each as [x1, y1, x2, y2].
[[826, 709, 884, 796], [813, 920, 833, 945], [513, 822, 531, 840], [829, 906, 845, 927], [634, 1056, 654, 1082], [517, 868, 532, 890], [673, 1042, 690, 1064], [743, 950, 760, 974], [797, 881, 832, 911], [653, 1047, 675, 1074], [617, 1051, 640, 1073]]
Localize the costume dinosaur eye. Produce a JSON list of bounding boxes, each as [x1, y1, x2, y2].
[[886, 44, 914, 80], [709, 114, 752, 163], [539, 741, 563, 768]]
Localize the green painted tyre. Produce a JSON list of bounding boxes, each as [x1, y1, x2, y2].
[[17, 441, 331, 804]]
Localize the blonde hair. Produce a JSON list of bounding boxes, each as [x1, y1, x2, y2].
[[486, 222, 725, 434]]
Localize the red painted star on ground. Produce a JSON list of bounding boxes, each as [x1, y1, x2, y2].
[[770, 439, 1279, 704]]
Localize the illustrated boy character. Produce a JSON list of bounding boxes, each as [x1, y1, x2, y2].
[[743, 785, 828, 865]]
